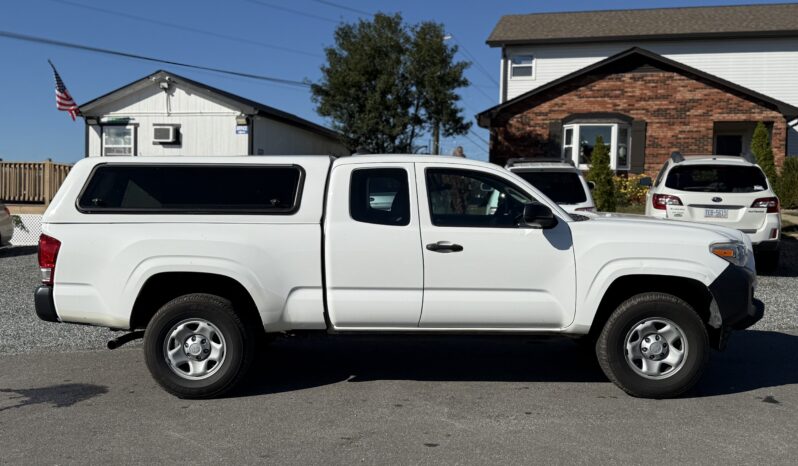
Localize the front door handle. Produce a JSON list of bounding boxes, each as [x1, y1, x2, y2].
[[426, 241, 464, 253]]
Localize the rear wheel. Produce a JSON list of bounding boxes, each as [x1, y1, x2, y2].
[[596, 292, 709, 398], [144, 293, 254, 399]]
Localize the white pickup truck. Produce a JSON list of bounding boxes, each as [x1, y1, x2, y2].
[[35, 155, 763, 399]]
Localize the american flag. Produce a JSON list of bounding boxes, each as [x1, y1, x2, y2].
[[48, 60, 79, 121]]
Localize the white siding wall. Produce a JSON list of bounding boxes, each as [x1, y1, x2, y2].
[[87, 85, 246, 156], [252, 116, 348, 157], [503, 37, 798, 108]]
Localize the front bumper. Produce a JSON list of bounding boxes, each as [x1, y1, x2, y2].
[[707, 263, 763, 347], [34, 285, 60, 323]]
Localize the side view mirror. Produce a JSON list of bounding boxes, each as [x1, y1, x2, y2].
[[522, 203, 558, 229], [587, 180, 596, 191], [639, 177, 653, 187]]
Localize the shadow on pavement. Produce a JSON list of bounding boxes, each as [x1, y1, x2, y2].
[[693, 330, 798, 397], [0, 383, 108, 412], [0, 245, 37, 258], [758, 236, 798, 277], [236, 330, 797, 398]]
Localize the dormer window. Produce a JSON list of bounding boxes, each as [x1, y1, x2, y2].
[[510, 55, 534, 78]]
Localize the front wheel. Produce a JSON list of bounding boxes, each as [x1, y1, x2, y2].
[[596, 292, 709, 398], [144, 293, 254, 399]]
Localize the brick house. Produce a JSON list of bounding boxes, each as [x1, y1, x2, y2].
[[477, 4, 798, 173]]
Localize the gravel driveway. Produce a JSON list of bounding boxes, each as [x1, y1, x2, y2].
[[1, 240, 796, 354]]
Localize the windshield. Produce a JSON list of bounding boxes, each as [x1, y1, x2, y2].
[[515, 171, 587, 204], [665, 165, 768, 193]]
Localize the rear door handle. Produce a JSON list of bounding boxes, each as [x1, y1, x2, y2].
[[426, 241, 464, 253]]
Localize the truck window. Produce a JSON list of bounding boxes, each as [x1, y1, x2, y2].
[[349, 168, 410, 226], [426, 168, 534, 228], [78, 164, 303, 214], [513, 171, 587, 205]]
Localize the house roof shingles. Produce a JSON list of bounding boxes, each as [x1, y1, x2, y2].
[[487, 3, 798, 46]]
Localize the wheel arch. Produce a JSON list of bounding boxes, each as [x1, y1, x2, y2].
[[587, 274, 714, 341], [130, 272, 265, 338]]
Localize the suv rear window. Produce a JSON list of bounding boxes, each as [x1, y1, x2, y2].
[[664, 165, 768, 193], [514, 171, 587, 204], [78, 164, 303, 214]]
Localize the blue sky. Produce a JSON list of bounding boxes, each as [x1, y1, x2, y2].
[[0, 0, 791, 163]]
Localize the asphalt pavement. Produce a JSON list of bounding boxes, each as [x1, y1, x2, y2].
[[1, 246, 797, 464]]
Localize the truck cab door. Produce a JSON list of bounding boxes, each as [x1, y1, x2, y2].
[[324, 162, 423, 328], [415, 163, 576, 329]]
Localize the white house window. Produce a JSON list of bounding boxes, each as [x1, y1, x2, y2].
[[563, 123, 631, 170], [103, 126, 135, 156], [510, 55, 534, 78]]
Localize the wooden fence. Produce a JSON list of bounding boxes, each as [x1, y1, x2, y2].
[[0, 161, 72, 205]]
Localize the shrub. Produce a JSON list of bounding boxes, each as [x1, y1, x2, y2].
[[614, 173, 650, 206], [586, 135, 616, 212], [751, 121, 778, 185], [778, 157, 798, 209]]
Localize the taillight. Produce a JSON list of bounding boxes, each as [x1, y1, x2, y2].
[[38, 234, 61, 286], [652, 194, 683, 210], [751, 197, 780, 214]]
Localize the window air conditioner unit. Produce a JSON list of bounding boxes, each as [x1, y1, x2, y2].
[[153, 125, 178, 143]]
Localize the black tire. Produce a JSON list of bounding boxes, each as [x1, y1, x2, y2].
[[596, 292, 709, 399], [755, 250, 780, 274], [144, 293, 254, 399]]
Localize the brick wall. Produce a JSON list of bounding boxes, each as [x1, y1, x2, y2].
[[489, 69, 788, 173]]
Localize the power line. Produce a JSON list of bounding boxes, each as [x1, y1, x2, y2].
[[246, 0, 341, 24], [447, 34, 499, 88], [0, 30, 311, 88], [309, 0, 371, 16], [468, 128, 490, 147], [48, 0, 322, 58]]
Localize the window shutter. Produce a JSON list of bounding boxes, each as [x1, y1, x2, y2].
[[548, 120, 563, 158], [630, 120, 647, 174]]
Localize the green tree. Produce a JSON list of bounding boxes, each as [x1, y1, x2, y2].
[[751, 121, 778, 186], [311, 14, 413, 153], [407, 23, 471, 154], [586, 136, 616, 212], [311, 14, 470, 154]]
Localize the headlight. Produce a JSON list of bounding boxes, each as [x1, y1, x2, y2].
[[710, 242, 748, 267]]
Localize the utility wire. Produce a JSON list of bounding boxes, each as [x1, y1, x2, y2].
[[447, 34, 499, 88], [309, 0, 372, 16], [0, 30, 311, 88], [48, 0, 322, 58], [246, 0, 341, 24], [468, 128, 490, 147]]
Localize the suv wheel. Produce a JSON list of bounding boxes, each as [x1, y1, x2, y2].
[[144, 293, 254, 399], [596, 292, 709, 398]]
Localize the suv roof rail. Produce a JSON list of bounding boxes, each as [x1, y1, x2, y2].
[[671, 151, 685, 163], [505, 157, 574, 168]]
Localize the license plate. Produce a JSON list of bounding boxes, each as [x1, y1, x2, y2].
[[704, 208, 728, 219]]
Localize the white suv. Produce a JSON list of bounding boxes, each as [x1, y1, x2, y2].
[[505, 158, 596, 214], [645, 153, 781, 270]]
